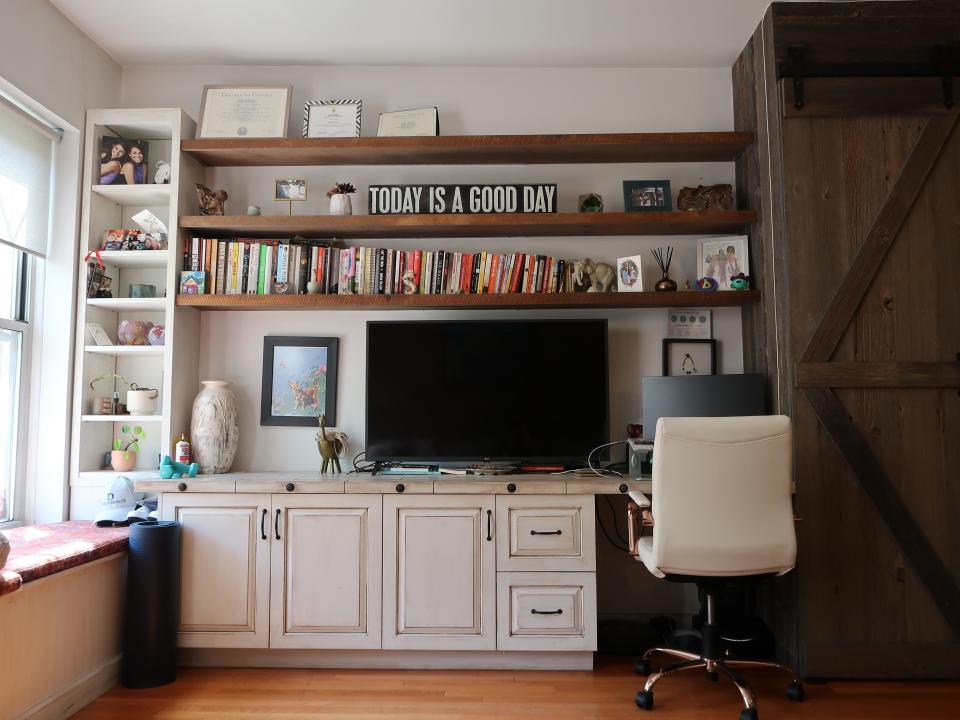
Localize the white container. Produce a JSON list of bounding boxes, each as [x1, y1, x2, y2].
[[329, 193, 352, 215], [190, 380, 239, 474], [126, 388, 159, 414]]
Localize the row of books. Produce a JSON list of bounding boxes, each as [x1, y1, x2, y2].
[[183, 237, 572, 295]]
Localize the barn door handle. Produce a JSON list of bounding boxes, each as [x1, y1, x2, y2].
[[531, 608, 563, 615], [486, 510, 492, 541], [260, 509, 267, 540], [530, 529, 562, 536], [274, 509, 281, 540]]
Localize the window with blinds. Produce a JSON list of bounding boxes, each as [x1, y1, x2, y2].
[[0, 93, 55, 523]]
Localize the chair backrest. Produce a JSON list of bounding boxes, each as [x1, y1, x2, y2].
[[650, 415, 796, 577]]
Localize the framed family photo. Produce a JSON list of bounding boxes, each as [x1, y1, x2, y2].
[[698, 235, 749, 291], [623, 180, 671, 212], [275, 178, 307, 202], [99, 137, 149, 185], [261, 336, 339, 427]]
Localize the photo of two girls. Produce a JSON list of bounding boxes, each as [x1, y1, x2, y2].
[[99, 137, 149, 185]]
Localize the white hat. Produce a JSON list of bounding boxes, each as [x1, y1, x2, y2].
[[94, 476, 144, 525]]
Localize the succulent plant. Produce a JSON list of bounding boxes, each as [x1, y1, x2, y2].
[[326, 182, 357, 197]]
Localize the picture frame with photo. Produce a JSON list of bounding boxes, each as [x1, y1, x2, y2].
[[85, 323, 113, 346], [623, 180, 672, 212], [697, 235, 749, 291], [99, 137, 149, 185], [275, 178, 307, 202], [667, 308, 712, 339], [261, 336, 339, 427], [662, 338, 716, 376], [303, 99, 362, 138], [616, 254, 644, 292]]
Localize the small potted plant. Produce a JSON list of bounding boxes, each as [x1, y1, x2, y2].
[[111, 424, 145, 471], [327, 182, 356, 216]]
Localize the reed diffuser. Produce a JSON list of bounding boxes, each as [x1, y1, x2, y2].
[[651, 246, 677, 291]]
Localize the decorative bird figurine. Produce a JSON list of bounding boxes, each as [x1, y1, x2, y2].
[[195, 183, 228, 215]]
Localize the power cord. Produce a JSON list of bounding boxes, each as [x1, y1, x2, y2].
[[595, 501, 631, 553], [587, 440, 626, 478]]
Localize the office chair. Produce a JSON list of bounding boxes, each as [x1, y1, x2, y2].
[[629, 415, 804, 720]]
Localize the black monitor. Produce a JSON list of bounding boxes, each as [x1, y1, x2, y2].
[[366, 319, 609, 463], [641, 374, 766, 440]]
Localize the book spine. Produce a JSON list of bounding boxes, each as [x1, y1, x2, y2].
[[246, 242, 260, 294], [469, 253, 480, 293], [337, 249, 347, 294], [486, 253, 500, 295], [298, 245, 309, 293], [384, 248, 394, 295], [311, 246, 320, 283], [190, 237, 199, 271], [411, 250, 423, 293], [215, 242, 225, 294], [368, 247, 376, 294]]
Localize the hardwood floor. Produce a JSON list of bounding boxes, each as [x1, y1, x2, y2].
[[74, 657, 960, 719]]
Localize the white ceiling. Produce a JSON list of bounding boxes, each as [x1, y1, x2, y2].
[[49, 0, 775, 68]]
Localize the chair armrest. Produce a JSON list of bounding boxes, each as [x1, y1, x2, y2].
[[628, 490, 651, 509]]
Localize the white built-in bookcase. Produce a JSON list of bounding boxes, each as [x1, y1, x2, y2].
[[69, 109, 202, 515]]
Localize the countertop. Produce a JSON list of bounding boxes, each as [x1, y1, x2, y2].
[[134, 471, 651, 496]]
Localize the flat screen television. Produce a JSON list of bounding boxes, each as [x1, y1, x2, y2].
[[366, 319, 609, 463]]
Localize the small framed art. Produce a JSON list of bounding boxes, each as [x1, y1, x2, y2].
[[698, 235, 749, 291], [623, 180, 671, 212], [275, 178, 307, 202], [303, 100, 362, 138], [261, 336, 339, 427], [667, 309, 712, 339], [616, 255, 644, 292], [662, 338, 716, 376]]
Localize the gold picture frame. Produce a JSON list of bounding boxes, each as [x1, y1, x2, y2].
[[275, 178, 307, 215]]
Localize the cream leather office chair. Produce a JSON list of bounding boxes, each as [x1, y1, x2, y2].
[[629, 415, 804, 720]]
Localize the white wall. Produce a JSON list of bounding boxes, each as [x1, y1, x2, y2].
[[120, 64, 736, 616], [0, 0, 122, 523]]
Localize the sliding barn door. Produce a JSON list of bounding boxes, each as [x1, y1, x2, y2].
[[784, 112, 960, 677]]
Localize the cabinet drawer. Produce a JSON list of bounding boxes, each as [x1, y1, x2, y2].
[[496, 572, 597, 651], [496, 495, 595, 571]]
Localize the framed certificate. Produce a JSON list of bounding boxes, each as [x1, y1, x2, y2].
[[303, 100, 362, 138], [198, 85, 292, 138], [377, 107, 440, 137]]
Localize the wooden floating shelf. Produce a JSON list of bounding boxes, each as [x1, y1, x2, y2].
[[176, 290, 759, 312], [181, 132, 754, 167], [178, 211, 756, 239]]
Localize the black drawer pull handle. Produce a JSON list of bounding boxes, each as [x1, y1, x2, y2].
[[486, 509, 492, 541], [260, 509, 267, 540], [530, 529, 562, 536], [531, 608, 563, 615], [274, 508, 281, 540]]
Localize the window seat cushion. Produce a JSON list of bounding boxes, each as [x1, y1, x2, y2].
[[0, 521, 129, 597]]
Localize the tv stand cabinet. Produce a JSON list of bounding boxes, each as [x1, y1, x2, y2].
[[140, 472, 648, 670]]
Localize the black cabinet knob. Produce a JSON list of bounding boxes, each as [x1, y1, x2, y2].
[[177, 482, 187, 492], [285, 483, 295, 492], [619, 483, 628, 494], [396, 483, 405, 493], [507, 483, 517, 493]]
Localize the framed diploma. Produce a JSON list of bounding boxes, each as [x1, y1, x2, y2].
[[198, 85, 292, 138], [377, 107, 440, 137], [303, 100, 362, 138]]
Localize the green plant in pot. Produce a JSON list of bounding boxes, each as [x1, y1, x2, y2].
[[111, 424, 145, 472]]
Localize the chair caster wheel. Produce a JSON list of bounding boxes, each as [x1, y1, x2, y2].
[[786, 680, 805, 702], [707, 670, 719, 681], [739, 709, 758, 720], [635, 659, 650, 675], [635, 690, 654, 711]]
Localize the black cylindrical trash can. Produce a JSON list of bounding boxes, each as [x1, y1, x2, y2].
[[121, 519, 181, 688]]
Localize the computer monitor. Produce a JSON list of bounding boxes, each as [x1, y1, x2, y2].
[[641, 374, 766, 440]]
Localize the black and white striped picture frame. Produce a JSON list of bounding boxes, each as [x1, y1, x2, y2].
[[302, 99, 362, 138]]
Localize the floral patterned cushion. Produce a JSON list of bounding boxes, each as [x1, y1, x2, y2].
[[0, 521, 129, 597]]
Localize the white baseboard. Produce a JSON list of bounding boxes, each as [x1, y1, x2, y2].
[[181, 648, 594, 671], [15, 654, 120, 720]]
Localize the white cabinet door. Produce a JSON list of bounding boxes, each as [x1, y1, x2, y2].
[[161, 493, 271, 648], [270, 495, 382, 649], [383, 495, 496, 650]]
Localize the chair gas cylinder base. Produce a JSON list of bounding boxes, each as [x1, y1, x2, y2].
[[628, 416, 805, 719]]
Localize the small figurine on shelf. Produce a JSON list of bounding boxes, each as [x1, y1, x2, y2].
[[327, 182, 356, 215], [651, 246, 677, 292], [695, 277, 719, 291], [729, 273, 751, 290], [578, 193, 603, 213], [677, 184, 734, 212], [195, 183, 228, 215], [316, 414, 348, 474], [572, 258, 616, 293], [154, 160, 171, 184]]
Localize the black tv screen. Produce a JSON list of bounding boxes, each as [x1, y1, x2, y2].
[[366, 319, 609, 463]]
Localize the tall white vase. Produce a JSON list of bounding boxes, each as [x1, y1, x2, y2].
[[329, 193, 352, 215], [190, 380, 239, 474]]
